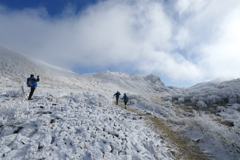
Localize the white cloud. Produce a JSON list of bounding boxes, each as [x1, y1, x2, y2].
[[138, 50, 203, 81], [199, 5, 240, 78], [1, 0, 240, 86], [172, 0, 240, 81], [175, 27, 190, 49], [176, 0, 207, 15]]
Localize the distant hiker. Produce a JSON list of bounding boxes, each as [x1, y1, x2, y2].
[[122, 93, 128, 109], [113, 91, 121, 105], [26, 74, 40, 100]]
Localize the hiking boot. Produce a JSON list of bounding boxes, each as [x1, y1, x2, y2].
[[28, 98, 33, 100]]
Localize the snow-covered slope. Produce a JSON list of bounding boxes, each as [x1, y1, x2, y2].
[[0, 44, 172, 96], [187, 77, 233, 90], [0, 44, 81, 89], [81, 71, 174, 95], [218, 78, 240, 89]]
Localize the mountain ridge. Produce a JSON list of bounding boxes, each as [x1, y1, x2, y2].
[[0, 44, 173, 95]]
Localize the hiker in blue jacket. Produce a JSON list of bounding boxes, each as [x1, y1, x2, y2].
[[122, 93, 128, 109], [27, 74, 40, 100], [113, 91, 121, 105]]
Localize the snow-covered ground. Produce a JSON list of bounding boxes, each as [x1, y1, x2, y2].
[[1, 44, 240, 160]]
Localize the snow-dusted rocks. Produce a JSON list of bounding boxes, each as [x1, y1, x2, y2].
[[0, 92, 174, 160]]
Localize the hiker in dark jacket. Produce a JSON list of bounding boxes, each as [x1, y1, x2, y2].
[[122, 93, 128, 109], [113, 91, 121, 105], [27, 74, 40, 100]]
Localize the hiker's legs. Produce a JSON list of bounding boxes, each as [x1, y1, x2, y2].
[[116, 97, 119, 104], [28, 88, 36, 99], [124, 101, 128, 109]]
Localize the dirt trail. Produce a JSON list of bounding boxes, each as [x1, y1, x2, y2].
[[115, 95, 212, 160]]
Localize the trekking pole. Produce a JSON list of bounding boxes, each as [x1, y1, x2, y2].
[[20, 85, 25, 102]]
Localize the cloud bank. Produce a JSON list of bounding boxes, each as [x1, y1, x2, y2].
[[0, 0, 240, 86]]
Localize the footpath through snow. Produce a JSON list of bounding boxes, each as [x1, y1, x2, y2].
[[118, 100, 212, 160]]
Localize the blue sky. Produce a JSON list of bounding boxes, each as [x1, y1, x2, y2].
[[1, 0, 240, 87], [0, 0, 98, 16]]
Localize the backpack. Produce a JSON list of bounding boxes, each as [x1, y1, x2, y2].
[[123, 95, 128, 101], [27, 78, 33, 87]]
